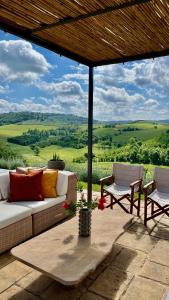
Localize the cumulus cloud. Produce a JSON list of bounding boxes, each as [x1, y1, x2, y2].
[[37, 80, 84, 97], [0, 98, 63, 114], [0, 40, 51, 83], [144, 99, 159, 107], [1, 37, 169, 121], [95, 86, 145, 106]]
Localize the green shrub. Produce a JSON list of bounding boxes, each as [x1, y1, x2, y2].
[[0, 158, 26, 170]]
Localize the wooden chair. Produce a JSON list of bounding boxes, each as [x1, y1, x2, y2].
[[144, 167, 169, 226], [100, 163, 143, 216]]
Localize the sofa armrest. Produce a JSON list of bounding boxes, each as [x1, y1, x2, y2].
[[66, 173, 77, 204]]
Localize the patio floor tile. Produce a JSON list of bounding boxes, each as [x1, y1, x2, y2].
[[0, 284, 41, 300], [79, 291, 105, 300], [121, 276, 167, 300], [149, 240, 169, 267], [139, 260, 169, 285], [89, 266, 133, 300], [17, 270, 54, 296], [40, 278, 90, 300], [0, 252, 14, 269], [116, 230, 158, 253], [110, 247, 146, 273], [0, 275, 14, 293], [127, 215, 160, 235], [0, 260, 32, 283], [150, 217, 169, 240]]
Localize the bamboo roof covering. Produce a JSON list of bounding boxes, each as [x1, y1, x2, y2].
[[0, 0, 169, 66]]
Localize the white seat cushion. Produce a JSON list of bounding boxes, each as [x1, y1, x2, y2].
[[104, 183, 131, 196], [149, 189, 169, 206], [0, 202, 31, 229], [7, 195, 66, 214]]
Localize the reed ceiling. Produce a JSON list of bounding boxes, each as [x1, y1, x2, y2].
[[0, 0, 168, 66]]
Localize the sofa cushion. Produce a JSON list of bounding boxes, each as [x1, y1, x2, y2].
[[0, 202, 31, 229], [41, 170, 58, 198], [57, 171, 72, 195], [0, 172, 10, 200], [7, 195, 66, 214], [28, 169, 58, 198], [9, 171, 44, 202]]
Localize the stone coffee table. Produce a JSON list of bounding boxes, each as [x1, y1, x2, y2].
[[11, 209, 132, 286]]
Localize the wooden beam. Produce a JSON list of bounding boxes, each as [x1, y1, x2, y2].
[[31, 0, 152, 34], [92, 49, 169, 67], [0, 18, 92, 66]]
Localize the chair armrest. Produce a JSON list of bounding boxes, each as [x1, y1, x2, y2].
[[99, 175, 114, 185], [143, 180, 155, 191], [130, 179, 142, 193], [143, 181, 156, 197], [130, 179, 142, 188]]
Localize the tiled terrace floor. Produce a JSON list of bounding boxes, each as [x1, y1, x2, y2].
[[0, 193, 169, 300]]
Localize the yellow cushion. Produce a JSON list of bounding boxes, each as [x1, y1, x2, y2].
[[28, 169, 58, 198], [42, 170, 58, 198]]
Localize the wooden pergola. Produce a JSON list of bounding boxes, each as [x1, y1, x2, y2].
[[0, 0, 169, 201]]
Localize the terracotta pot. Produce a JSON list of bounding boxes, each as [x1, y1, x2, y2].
[[47, 160, 65, 170], [79, 208, 91, 237]]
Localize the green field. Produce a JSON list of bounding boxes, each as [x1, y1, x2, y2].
[[0, 120, 168, 191], [94, 122, 168, 145]]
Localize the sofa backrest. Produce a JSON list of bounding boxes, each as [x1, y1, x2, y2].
[[0, 170, 73, 200]]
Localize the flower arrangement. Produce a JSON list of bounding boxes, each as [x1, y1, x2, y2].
[[63, 193, 106, 215], [63, 193, 107, 237]]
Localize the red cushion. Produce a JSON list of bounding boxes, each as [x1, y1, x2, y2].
[[9, 171, 44, 202]]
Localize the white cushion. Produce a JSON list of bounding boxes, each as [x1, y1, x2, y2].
[[7, 195, 66, 214], [149, 189, 169, 206], [0, 202, 31, 229], [0, 172, 10, 201], [104, 183, 131, 196], [57, 171, 72, 195]]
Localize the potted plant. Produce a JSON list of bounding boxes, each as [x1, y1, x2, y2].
[[47, 153, 65, 170], [63, 193, 106, 237]]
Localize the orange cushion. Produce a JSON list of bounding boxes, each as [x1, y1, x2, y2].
[[28, 169, 58, 198], [9, 171, 44, 202]]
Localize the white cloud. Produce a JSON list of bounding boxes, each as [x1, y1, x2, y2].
[[37, 80, 84, 97], [144, 99, 159, 107], [0, 40, 51, 83]]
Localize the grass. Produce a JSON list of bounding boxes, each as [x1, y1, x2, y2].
[[0, 122, 167, 192], [0, 124, 58, 138], [94, 122, 169, 145]]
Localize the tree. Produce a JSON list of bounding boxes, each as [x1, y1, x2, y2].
[[34, 146, 40, 156]]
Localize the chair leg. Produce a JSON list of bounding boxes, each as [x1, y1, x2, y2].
[[110, 195, 113, 209], [137, 192, 141, 217], [144, 194, 148, 227], [130, 192, 134, 214], [151, 202, 154, 216]]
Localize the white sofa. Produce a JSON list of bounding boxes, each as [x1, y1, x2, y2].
[[0, 170, 77, 254]]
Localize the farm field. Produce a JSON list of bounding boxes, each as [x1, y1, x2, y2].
[[0, 114, 169, 191]]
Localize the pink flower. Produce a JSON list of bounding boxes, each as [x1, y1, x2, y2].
[[63, 202, 70, 209]]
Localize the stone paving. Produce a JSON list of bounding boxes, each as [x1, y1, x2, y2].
[[0, 193, 169, 300]]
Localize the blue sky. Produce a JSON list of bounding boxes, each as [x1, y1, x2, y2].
[[0, 30, 169, 121]]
